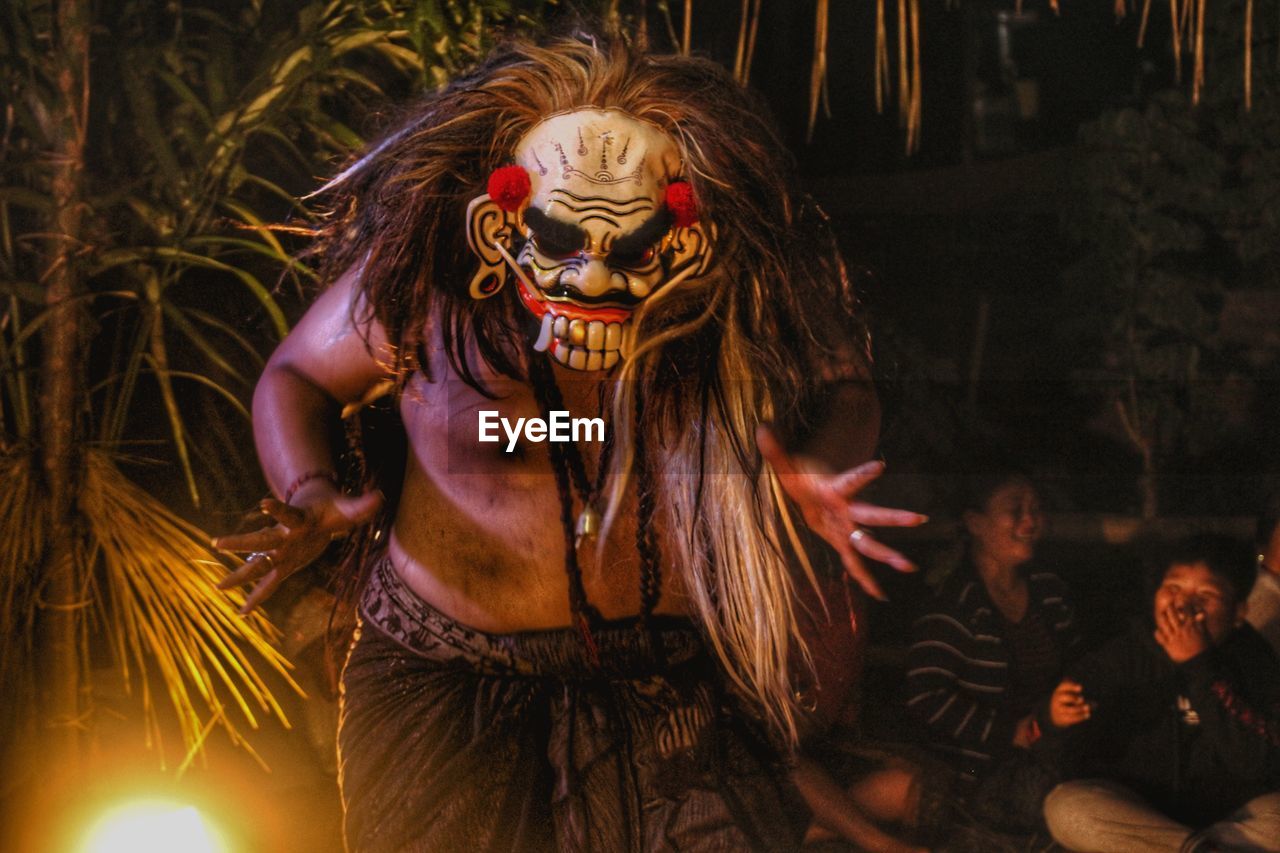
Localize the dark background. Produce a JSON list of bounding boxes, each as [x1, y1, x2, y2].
[[6, 2, 1278, 849]]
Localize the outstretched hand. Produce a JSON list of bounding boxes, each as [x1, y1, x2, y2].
[[213, 482, 383, 614], [757, 425, 925, 601]]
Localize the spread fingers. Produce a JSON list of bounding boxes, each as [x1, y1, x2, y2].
[[239, 570, 285, 614], [217, 552, 277, 590], [840, 549, 886, 602], [848, 504, 929, 528], [849, 528, 916, 573], [212, 526, 285, 554], [830, 460, 886, 499], [261, 497, 307, 528]]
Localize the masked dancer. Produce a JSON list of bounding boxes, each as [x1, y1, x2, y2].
[[215, 33, 924, 852]]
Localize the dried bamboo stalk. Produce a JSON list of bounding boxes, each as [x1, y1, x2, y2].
[[908, 0, 922, 153], [1138, 0, 1153, 46], [734, 0, 750, 83], [876, 0, 889, 113], [1170, 0, 1183, 83], [898, 0, 909, 124], [744, 0, 762, 86], [1245, 0, 1253, 108], [1192, 0, 1205, 104], [807, 0, 830, 143], [682, 0, 692, 56]]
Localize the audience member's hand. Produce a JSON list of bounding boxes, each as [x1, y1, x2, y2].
[[1049, 679, 1091, 729], [1154, 604, 1210, 663], [1011, 713, 1039, 748]]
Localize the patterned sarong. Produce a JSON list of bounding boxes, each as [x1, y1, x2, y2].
[[338, 555, 803, 852]]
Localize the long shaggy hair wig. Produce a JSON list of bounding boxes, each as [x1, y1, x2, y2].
[[315, 32, 867, 747]]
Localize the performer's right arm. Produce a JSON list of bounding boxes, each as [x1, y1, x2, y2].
[[215, 265, 389, 611], [253, 265, 391, 496]]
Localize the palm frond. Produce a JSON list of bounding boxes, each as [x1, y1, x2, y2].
[[79, 450, 299, 762], [0, 452, 43, 702]]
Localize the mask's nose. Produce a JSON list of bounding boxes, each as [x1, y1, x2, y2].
[[565, 256, 623, 298]]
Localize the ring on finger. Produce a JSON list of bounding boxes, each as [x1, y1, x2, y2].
[[849, 528, 867, 544], [248, 551, 274, 570]]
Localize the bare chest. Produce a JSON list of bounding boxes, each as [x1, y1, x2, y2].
[[389, 357, 681, 628]]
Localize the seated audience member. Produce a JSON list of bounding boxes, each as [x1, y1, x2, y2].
[[1247, 494, 1280, 657], [905, 466, 1079, 830], [1042, 534, 1280, 853]]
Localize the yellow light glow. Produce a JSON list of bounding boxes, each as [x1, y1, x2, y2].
[[78, 799, 227, 853]]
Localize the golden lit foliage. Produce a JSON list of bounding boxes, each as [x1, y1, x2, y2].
[[0, 448, 301, 765]]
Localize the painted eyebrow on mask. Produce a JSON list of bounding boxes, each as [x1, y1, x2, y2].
[[611, 208, 675, 257], [524, 207, 587, 250]]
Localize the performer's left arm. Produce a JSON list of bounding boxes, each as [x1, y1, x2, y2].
[[757, 424, 925, 601]]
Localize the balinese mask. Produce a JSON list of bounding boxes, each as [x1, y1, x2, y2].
[[466, 109, 714, 371]]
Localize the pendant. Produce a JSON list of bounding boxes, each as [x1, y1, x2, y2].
[[575, 503, 601, 547]]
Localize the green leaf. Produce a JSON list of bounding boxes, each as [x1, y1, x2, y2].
[[96, 248, 289, 340], [122, 53, 186, 196], [328, 30, 390, 57], [156, 70, 217, 133], [0, 188, 54, 211], [0, 279, 43, 304], [216, 198, 293, 258], [271, 46, 314, 87], [183, 308, 266, 369], [161, 303, 246, 384], [215, 77, 289, 140], [372, 41, 426, 72], [139, 360, 252, 422]]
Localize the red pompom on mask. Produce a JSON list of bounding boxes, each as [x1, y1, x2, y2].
[[487, 165, 531, 212], [664, 181, 699, 228]]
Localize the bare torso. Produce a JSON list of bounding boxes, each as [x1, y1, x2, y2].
[[248, 266, 689, 632], [386, 333, 687, 633]]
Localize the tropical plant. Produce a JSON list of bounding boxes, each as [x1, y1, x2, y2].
[[1062, 2, 1280, 517], [0, 0, 552, 786]]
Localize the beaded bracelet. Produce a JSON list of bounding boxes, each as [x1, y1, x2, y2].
[[283, 469, 339, 504]]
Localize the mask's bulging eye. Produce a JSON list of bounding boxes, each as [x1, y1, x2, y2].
[[608, 246, 656, 268], [532, 233, 581, 260]]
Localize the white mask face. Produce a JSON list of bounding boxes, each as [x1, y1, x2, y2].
[[466, 109, 713, 371]]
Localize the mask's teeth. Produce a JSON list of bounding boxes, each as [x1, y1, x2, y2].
[[604, 322, 621, 352], [532, 312, 554, 352], [587, 321, 605, 351], [568, 319, 588, 347], [601, 350, 620, 370], [552, 343, 570, 365], [554, 316, 568, 339], [586, 351, 603, 371], [568, 348, 587, 370]]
